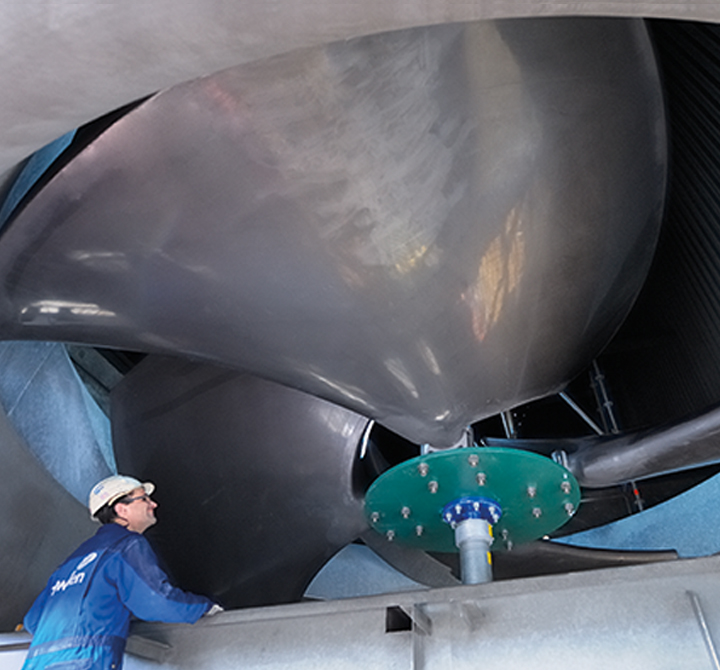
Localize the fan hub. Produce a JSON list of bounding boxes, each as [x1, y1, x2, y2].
[[364, 447, 581, 558]]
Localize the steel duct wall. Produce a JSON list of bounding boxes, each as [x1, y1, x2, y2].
[[595, 20, 720, 430]]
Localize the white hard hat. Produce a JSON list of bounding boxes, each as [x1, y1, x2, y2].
[[88, 475, 155, 519]]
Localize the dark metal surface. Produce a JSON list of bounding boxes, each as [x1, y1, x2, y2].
[[111, 355, 370, 608], [0, 402, 97, 631], [588, 20, 720, 432], [0, 18, 665, 447], [492, 541, 678, 580]]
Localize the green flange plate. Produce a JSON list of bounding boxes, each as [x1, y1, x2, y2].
[[364, 447, 580, 553]]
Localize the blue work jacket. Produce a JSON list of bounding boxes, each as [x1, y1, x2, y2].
[[22, 523, 213, 670]]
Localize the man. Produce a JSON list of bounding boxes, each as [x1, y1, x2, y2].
[[21, 474, 221, 670]]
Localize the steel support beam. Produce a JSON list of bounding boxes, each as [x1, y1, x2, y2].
[[112, 554, 720, 670]]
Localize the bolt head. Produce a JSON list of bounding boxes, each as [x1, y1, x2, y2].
[[370, 511, 380, 523], [468, 454, 480, 467], [418, 463, 429, 477], [532, 507, 542, 518], [476, 472, 487, 486], [415, 525, 424, 537], [401, 506, 411, 519], [561, 481, 572, 494], [428, 480, 439, 494], [386, 530, 396, 541], [527, 485, 537, 498]]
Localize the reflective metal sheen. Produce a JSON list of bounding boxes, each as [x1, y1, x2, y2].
[[0, 18, 666, 446]]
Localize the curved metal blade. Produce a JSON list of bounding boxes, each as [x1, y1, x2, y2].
[[0, 19, 665, 446], [362, 530, 676, 587], [111, 356, 371, 608], [360, 529, 460, 588], [491, 540, 678, 580], [483, 399, 720, 488], [566, 403, 720, 488]]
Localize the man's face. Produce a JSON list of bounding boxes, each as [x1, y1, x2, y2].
[[114, 486, 158, 534]]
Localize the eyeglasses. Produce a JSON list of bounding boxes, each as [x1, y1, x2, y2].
[[122, 493, 153, 505]]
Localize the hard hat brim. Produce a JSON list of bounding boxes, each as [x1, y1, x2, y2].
[[88, 475, 155, 519]]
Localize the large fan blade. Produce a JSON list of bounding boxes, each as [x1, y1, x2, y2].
[[566, 403, 720, 487], [486, 401, 720, 488], [111, 356, 371, 608], [0, 19, 665, 446]]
